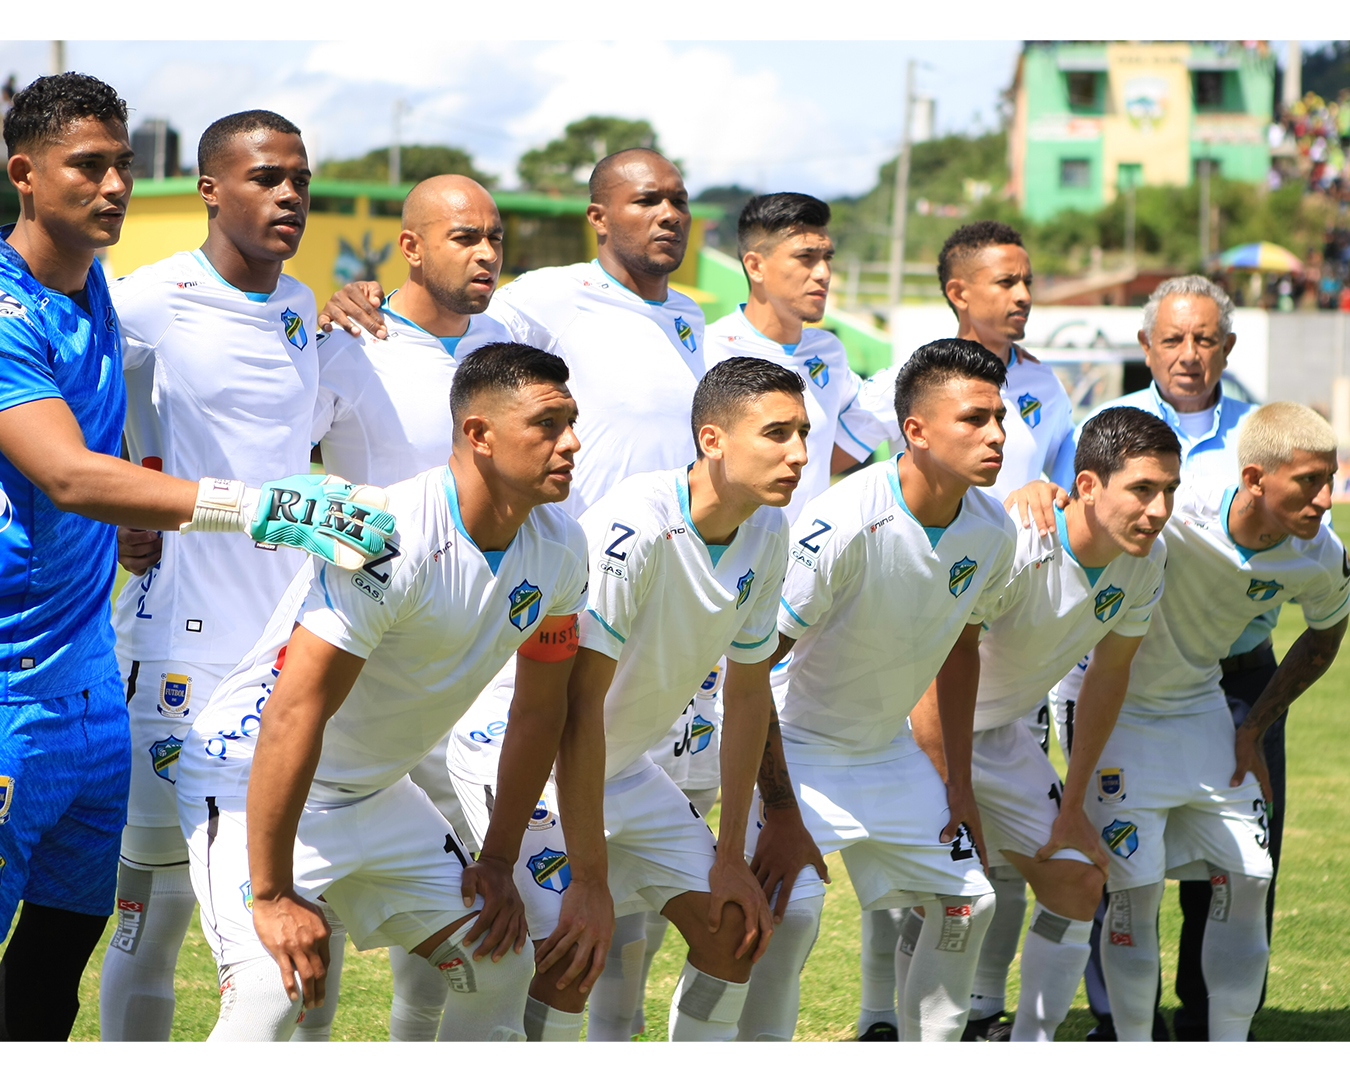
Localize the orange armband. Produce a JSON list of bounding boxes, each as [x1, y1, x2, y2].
[[517, 613, 579, 663]]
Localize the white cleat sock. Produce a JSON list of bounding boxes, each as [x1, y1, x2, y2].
[[1009, 904, 1093, 1041], [1200, 866, 1270, 1042], [667, 961, 749, 1042], [524, 995, 585, 1041]]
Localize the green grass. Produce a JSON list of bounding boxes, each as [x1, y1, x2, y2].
[[8, 510, 1350, 1040]]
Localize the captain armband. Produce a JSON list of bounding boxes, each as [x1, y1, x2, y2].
[[518, 613, 579, 663]]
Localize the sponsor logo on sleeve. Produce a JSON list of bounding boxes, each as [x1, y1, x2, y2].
[[1102, 819, 1139, 858], [508, 580, 543, 631], [1094, 585, 1126, 622], [1017, 392, 1042, 427], [948, 556, 978, 597]]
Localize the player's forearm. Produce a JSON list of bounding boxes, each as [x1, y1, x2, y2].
[[718, 681, 773, 858], [40, 446, 197, 528], [909, 679, 947, 781], [1239, 619, 1346, 738], [934, 642, 980, 790], [1060, 659, 1131, 806], [554, 697, 609, 881], [481, 703, 569, 868], [246, 701, 328, 900], [756, 710, 798, 815]]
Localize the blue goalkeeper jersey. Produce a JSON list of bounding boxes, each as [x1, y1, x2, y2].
[[0, 224, 124, 701]]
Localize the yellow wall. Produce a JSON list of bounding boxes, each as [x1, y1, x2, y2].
[[1101, 42, 1193, 201]]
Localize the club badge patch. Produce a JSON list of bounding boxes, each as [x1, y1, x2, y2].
[[1017, 392, 1042, 427], [528, 848, 571, 893], [690, 714, 716, 753], [157, 673, 192, 718], [674, 316, 696, 353], [1097, 767, 1126, 803], [1247, 579, 1284, 602], [1102, 819, 1139, 859], [149, 736, 183, 784], [1094, 585, 1126, 622], [240, 880, 253, 912], [281, 307, 309, 351], [508, 580, 542, 631], [527, 800, 558, 831], [736, 568, 755, 608], [805, 356, 829, 388], [0, 775, 13, 824], [948, 556, 978, 597]]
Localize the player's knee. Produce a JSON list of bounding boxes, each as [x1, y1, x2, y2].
[[528, 941, 589, 1013], [1033, 859, 1105, 923], [683, 899, 753, 981]]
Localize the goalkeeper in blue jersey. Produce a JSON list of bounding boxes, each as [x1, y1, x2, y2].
[[0, 74, 391, 1041]]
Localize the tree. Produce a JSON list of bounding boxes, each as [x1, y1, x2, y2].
[[694, 184, 756, 253], [318, 145, 496, 188], [517, 116, 663, 196]]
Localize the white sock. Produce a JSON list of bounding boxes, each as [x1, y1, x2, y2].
[[667, 961, 750, 1041], [634, 911, 670, 1035], [968, 866, 1026, 1021], [1009, 904, 1093, 1041], [1101, 881, 1165, 1041], [585, 910, 649, 1041], [429, 923, 532, 1041], [291, 904, 346, 1041], [209, 955, 303, 1042], [523, 995, 585, 1041], [737, 892, 824, 1040], [388, 944, 447, 1041], [902, 893, 995, 1041], [99, 862, 196, 1041], [894, 908, 923, 1030], [857, 907, 901, 1033], [1200, 866, 1270, 1042]]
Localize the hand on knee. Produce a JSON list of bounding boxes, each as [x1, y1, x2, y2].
[[529, 940, 589, 1013]]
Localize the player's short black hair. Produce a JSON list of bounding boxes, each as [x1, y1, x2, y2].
[[2, 73, 128, 157], [588, 147, 673, 204], [1071, 407, 1181, 496], [737, 192, 831, 262], [449, 341, 571, 434], [198, 110, 302, 177], [892, 338, 1007, 446], [936, 220, 1025, 316], [691, 356, 806, 459]]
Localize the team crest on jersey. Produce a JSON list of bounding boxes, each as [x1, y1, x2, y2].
[[157, 673, 192, 718], [1102, 819, 1139, 858], [0, 292, 26, 319], [1017, 393, 1042, 427], [1094, 585, 1125, 622], [240, 880, 253, 912], [948, 557, 978, 597], [0, 775, 13, 824], [528, 848, 571, 893], [700, 666, 721, 693], [149, 736, 183, 784], [674, 316, 696, 353], [508, 580, 543, 631], [527, 800, 558, 831], [805, 356, 829, 388], [690, 714, 716, 754], [735, 568, 755, 608], [281, 307, 309, 351], [1247, 578, 1284, 602], [1097, 768, 1126, 803]]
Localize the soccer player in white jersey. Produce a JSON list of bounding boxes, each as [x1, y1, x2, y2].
[[1087, 402, 1348, 1041], [906, 407, 1180, 1041], [175, 344, 594, 1041], [850, 221, 1075, 1039], [739, 339, 1016, 1042], [96, 110, 362, 1042]]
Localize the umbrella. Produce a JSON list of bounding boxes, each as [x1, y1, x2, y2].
[[1213, 241, 1305, 274]]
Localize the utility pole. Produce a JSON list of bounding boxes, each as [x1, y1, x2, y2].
[[887, 59, 917, 309], [50, 41, 65, 75], [389, 98, 408, 186], [1125, 182, 1137, 265], [1284, 41, 1302, 109], [1198, 154, 1211, 265]]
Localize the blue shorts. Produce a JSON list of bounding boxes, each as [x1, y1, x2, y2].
[[1, 674, 131, 936]]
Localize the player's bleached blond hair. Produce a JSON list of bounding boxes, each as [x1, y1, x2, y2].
[[1238, 402, 1337, 471]]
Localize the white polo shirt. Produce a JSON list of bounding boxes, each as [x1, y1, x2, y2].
[[775, 455, 1017, 753], [177, 465, 589, 802], [576, 467, 787, 780], [974, 504, 1165, 731], [111, 249, 317, 664]]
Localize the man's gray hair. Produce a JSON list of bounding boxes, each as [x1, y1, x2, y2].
[[1140, 275, 1235, 341]]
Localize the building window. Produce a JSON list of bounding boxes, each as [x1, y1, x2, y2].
[[1194, 71, 1225, 109], [1066, 72, 1101, 110], [1060, 158, 1092, 189], [1117, 162, 1143, 191]]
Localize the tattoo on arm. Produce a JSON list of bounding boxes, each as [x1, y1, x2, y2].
[[757, 717, 797, 812], [1242, 622, 1346, 735]]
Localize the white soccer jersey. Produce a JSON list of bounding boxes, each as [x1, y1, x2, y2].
[[704, 306, 889, 521], [312, 300, 515, 487], [775, 455, 1017, 751], [111, 249, 318, 663], [860, 345, 1074, 500], [177, 465, 589, 801], [1123, 479, 1350, 718], [973, 505, 1165, 731], [576, 468, 788, 779], [487, 261, 705, 514]]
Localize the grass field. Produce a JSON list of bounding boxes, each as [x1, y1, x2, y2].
[[8, 509, 1350, 1041]]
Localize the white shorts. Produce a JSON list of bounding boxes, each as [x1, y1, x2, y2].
[[648, 663, 724, 792], [1083, 700, 1273, 891], [747, 739, 991, 909], [179, 775, 480, 967], [449, 759, 568, 941], [605, 757, 719, 919], [972, 715, 1093, 870], [410, 732, 475, 845], [120, 655, 231, 835]]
